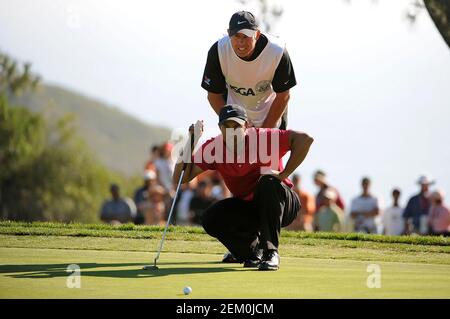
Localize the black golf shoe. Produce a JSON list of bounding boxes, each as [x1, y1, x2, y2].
[[258, 250, 280, 271], [222, 251, 240, 263], [243, 249, 263, 268]]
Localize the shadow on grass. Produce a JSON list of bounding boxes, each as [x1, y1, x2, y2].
[[0, 261, 243, 279]]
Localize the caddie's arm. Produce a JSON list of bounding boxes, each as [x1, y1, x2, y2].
[[262, 90, 290, 128], [173, 121, 205, 184], [278, 130, 314, 180], [207, 92, 226, 115]]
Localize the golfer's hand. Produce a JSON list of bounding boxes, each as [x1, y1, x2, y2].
[[189, 120, 204, 146]]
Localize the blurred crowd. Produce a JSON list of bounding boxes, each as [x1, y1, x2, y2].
[[287, 172, 449, 236], [99, 143, 450, 236], [99, 142, 230, 227]]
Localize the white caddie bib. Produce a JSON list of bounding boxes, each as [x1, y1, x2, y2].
[[217, 34, 285, 128]]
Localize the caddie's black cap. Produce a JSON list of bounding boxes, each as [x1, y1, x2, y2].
[[228, 11, 259, 37], [218, 104, 248, 126]]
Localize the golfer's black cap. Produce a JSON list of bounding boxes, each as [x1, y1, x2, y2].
[[228, 11, 259, 37], [219, 104, 248, 126]]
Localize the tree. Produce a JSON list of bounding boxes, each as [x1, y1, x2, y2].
[[0, 51, 45, 219], [0, 52, 40, 96], [423, 0, 450, 48], [1, 51, 137, 222]]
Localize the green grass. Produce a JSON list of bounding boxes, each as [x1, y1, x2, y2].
[[0, 222, 449, 298], [1, 235, 449, 265], [1, 247, 449, 298], [1, 221, 449, 245]]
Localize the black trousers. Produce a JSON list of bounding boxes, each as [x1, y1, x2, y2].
[[202, 175, 300, 262]]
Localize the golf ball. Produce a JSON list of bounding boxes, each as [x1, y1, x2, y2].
[[183, 286, 192, 295]]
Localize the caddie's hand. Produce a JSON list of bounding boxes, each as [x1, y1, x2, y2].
[[272, 171, 288, 181], [276, 171, 288, 181], [260, 168, 285, 181]]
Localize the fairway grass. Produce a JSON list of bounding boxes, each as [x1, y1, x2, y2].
[[0, 222, 449, 298]]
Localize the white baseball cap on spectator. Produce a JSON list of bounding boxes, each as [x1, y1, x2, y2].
[[417, 174, 435, 185], [144, 170, 156, 181]]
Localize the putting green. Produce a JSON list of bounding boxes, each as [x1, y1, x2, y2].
[[1, 247, 449, 298]]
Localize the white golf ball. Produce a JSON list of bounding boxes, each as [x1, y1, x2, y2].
[[183, 286, 192, 295]]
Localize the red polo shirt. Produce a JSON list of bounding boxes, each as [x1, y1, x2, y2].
[[193, 128, 293, 201]]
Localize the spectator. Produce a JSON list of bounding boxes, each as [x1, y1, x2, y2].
[[428, 190, 450, 236], [133, 170, 157, 225], [155, 142, 176, 221], [189, 180, 216, 225], [313, 189, 343, 232], [155, 142, 175, 194], [382, 188, 404, 236], [140, 184, 167, 226], [100, 184, 136, 224], [350, 177, 380, 234], [176, 180, 197, 226], [313, 170, 345, 211], [144, 145, 160, 172], [285, 174, 316, 231], [403, 175, 434, 235]]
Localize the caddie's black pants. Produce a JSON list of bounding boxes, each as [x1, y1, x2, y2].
[[202, 175, 301, 262]]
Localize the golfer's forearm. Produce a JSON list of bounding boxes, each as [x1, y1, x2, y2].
[[207, 92, 226, 115], [262, 91, 290, 128], [281, 132, 313, 178], [173, 161, 191, 184], [173, 140, 194, 184]]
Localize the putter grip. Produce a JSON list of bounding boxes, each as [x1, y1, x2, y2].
[[182, 132, 195, 171]]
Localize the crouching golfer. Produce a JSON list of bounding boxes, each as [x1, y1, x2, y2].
[[173, 104, 313, 270]]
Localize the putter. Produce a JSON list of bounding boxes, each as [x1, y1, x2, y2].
[[143, 131, 194, 270]]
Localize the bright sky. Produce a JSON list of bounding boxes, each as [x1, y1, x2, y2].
[[1, 0, 449, 209]]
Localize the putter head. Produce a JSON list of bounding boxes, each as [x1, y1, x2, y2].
[[142, 265, 158, 270], [142, 258, 159, 270]]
